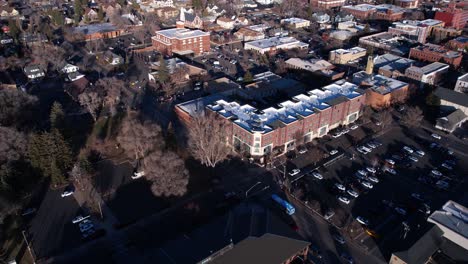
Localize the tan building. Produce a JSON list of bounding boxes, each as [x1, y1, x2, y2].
[[329, 47, 367, 64], [280, 17, 311, 29], [234, 27, 265, 41], [155, 7, 179, 19]]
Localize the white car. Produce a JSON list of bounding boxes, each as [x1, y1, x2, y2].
[[356, 216, 369, 225], [72, 215, 91, 224], [403, 146, 413, 153], [385, 159, 395, 165], [361, 181, 373, 189], [298, 148, 308, 154], [357, 170, 367, 177], [395, 207, 407, 216], [289, 169, 301, 176], [357, 147, 369, 154], [408, 156, 418, 162], [342, 128, 350, 134], [368, 176, 379, 183], [431, 170, 442, 177], [431, 133, 441, 140], [415, 150, 425, 157], [436, 180, 449, 190], [132, 171, 145, 179], [312, 171, 323, 180], [366, 167, 376, 174], [335, 183, 346, 191], [347, 189, 359, 198], [385, 167, 397, 175], [411, 193, 424, 201], [338, 196, 350, 204], [350, 124, 359, 130], [61, 189, 74, 197], [332, 132, 342, 138], [330, 150, 338, 155], [361, 146, 372, 153]]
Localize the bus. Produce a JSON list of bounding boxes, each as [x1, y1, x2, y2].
[[271, 194, 295, 215]]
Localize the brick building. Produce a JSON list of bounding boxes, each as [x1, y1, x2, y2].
[[388, 19, 444, 44], [342, 4, 405, 21], [393, 0, 418, 9], [151, 25, 210, 56], [405, 62, 449, 86], [329, 47, 367, 64], [176, 80, 365, 157], [409, 44, 463, 68], [310, 0, 346, 9], [74, 23, 124, 41], [434, 4, 468, 30], [448, 36, 468, 51]]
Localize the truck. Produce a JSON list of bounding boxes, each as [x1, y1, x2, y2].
[[271, 194, 295, 215]]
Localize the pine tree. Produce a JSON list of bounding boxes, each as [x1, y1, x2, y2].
[[244, 71, 253, 83], [158, 56, 170, 83], [8, 19, 20, 42], [74, 0, 84, 24], [98, 7, 105, 22], [50, 102, 65, 130]]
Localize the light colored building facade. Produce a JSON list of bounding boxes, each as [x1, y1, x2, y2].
[[329, 47, 367, 64], [409, 43, 463, 68], [311, 0, 346, 9], [280, 17, 310, 29], [405, 62, 449, 85], [455, 73, 468, 93], [388, 19, 444, 44]]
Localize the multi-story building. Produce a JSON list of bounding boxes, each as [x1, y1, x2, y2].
[[285, 58, 344, 80], [388, 19, 444, 44], [280, 17, 310, 29], [155, 7, 179, 19], [342, 4, 405, 21], [405, 62, 449, 86], [329, 47, 367, 64], [359, 32, 416, 56], [310, 0, 346, 9], [176, 80, 366, 157], [393, 0, 418, 9], [374, 54, 415, 78], [409, 44, 463, 68], [74, 23, 124, 41], [234, 27, 265, 41], [434, 3, 468, 30], [448, 36, 468, 51], [151, 25, 210, 56], [244, 37, 308, 54], [455, 73, 468, 93]]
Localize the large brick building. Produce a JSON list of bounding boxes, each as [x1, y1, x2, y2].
[[388, 19, 444, 44], [434, 4, 468, 30], [310, 0, 346, 9], [151, 25, 210, 56], [409, 44, 463, 68], [74, 23, 124, 41], [342, 4, 405, 21], [176, 80, 366, 157]]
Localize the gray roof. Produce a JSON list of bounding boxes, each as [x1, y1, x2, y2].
[[393, 226, 444, 264], [74, 23, 118, 35], [436, 109, 467, 132], [211, 233, 309, 264], [153, 202, 308, 264], [434, 87, 468, 108]]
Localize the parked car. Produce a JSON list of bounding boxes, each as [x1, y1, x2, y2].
[[419, 203, 431, 215], [360, 181, 373, 189], [385, 167, 397, 175], [132, 171, 145, 179], [298, 147, 308, 154], [335, 183, 346, 191], [441, 163, 453, 170], [403, 146, 414, 153], [368, 176, 379, 183], [329, 149, 338, 155], [395, 207, 407, 216], [415, 150, 425, 157], [340, 253, 354, 264], [338, 196, 350, 204], [324, 210, 335, 220], [357, 146, 369, 154], [311, 171, 323, 180], [72, 215, 91, 224], [357, 170, 368, 177], [332, 131, 342, 138], [356, 216, 369, 225], [61, 186, 75, 197], [333, 234, 346, 244], [289, 169, 301, 176], [431, 133, 441, 140], [431, 170, 442, 177], [350, 124, 359, 130], [408, 156, 418, 162], [366, 167, 376, 174], [22, 208, 37, 216], [347, 189, 359, 198], [385, 159, 395, 166], [411, 193, 424, 201]]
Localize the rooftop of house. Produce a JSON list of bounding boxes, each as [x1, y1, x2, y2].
[[330, 46, 366, 55], [208, 80, 362, 133], [428, 200, 468, 249], [154, 28, 210, 39], [408, 62, 449, 75], [412, 43, 461, 58], [285, 58, 334, 72], [353, 71, 408, 95], [74, 23, 119, 35], [245, 36, 308, 49], [281, 17, 310, 24]]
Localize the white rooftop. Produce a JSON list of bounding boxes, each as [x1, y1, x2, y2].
[[428, 200, 468, 250], [331, 47, 366, 55], [245, 36, 308, 50], [154, 28, 210, 39], [207, 80, 361, 133], [281, 17, 310, 24]]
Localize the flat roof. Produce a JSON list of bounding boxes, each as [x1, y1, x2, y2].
[[458, 73, 468, 82], [428, 200, 468, 249], [434, 87, 468, 108], [353, 71, 408, 95], [281, 17, 310, 24], [74, 23, 118, 35], [330, 46, 366, 55], [245, 36, 308, 50], [285, 58, 333, 72], [419, 62, 449, 74], [154, 28, 210, 39]]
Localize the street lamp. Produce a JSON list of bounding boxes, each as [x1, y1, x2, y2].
[[245, 181, 262, 198]]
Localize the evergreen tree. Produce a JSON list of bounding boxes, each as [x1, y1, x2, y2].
[[244, 71, 253, 83], [98, 7, 105, 22], [158, 56, 170, 83], [50, 102, 65, 130], [74, 0, 84, 24], [8, 19, 20, 42]]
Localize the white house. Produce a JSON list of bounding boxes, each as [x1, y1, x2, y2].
[[24, 65, 45, 79], [61, 63, 79, 74]]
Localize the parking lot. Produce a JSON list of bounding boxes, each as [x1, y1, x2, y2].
[[282, 124, 467, 261]]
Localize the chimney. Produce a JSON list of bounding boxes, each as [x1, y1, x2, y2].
[[176, 21, 185, 29], [366, 55, 374, 75]]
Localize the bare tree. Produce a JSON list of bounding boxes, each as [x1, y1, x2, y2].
[[171, 64, 189, 83], [95, 77, 128, 116], [377, 110, 393, 130], [30, 43, 66, 72], [275, 59, 287, 75], [188, 114, 231, 168], [142, 150, 189, 197], [116, 114, 163, 161], [400, 106, 423, 128], [0, 89, 38, 127], [0, 126, 28, 163], [78, 91, 102, 121]]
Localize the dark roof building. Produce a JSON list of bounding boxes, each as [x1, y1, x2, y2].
[[152, 202, 310, 264]]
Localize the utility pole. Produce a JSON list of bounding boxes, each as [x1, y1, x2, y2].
[[22, 230, 35, 264]]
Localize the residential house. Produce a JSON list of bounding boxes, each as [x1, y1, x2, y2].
[[285, 58, 344, 80], [234, 27, 265, 41], [311, 12, 331, 24], [280, 17, 310, 29], [83, 8, 99, 22], [179, 7, 203, 29], [310, 0, 346, 9], [434, 87, 468, 116], [61, 63, 79, 74], [329, 47, 367, 64], [102, 51, 123, 65], [24, 64, 45, 80], [448, 36, 468, 51], [155, 7, 179, 19], [0, 5, 19, 18]]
